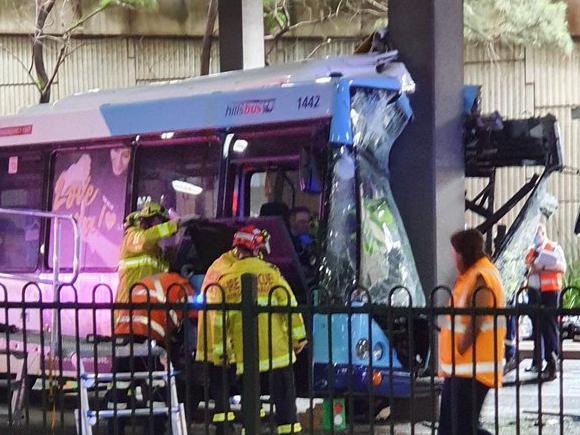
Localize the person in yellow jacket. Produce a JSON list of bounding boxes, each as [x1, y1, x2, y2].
[[438, 229, 506, 435], [195, 248, 238, 431], [116, 202, 180, 318], [209, 225, 307, 435], [196, 248, 237, 365]]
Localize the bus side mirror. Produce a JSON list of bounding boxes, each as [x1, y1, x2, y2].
[[299, 148, 322, 194], [575, 207, 580, 235]]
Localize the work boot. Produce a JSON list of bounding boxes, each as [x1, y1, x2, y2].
[[503, 358, 518, 375], [215, 423, 235, 435], [541, 353, 558, 382], [525, 364, 541, 374]]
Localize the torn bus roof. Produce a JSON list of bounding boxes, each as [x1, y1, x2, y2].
[[0, 53, 413, 147]]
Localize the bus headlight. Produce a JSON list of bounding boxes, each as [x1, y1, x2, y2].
[[373, 343, 384, 361], [356, 339, 369, 360]]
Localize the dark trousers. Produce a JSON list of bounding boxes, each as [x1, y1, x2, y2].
[[540, 292, 560, 362], [210, 364, 237, 432], [267, 365, 299, 430], [210, 365, 299, 433], [438, 377, 491, 435], [529, 289, 560, 364], [106, 354, 167, 435], [527, 287, 543, 367]]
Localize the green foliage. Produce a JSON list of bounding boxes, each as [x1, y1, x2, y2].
[[99, 0, 157, 9], [264, 0, 573, 54], [464, 0, 573, 54], [563, 260, 580, 308]]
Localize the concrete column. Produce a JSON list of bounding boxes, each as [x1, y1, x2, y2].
[[218, 0, 265, 72], [388, 0, 465, 291]]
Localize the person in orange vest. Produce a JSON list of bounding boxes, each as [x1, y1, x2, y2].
[[108, 272, 197, 435], [438, 229, 506, 435], [525, 223, 566, 380]]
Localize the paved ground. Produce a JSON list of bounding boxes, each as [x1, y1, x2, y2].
[[477, 359, 580, 435], [391, 359, 580, 434], [3, 358, 580, 434]]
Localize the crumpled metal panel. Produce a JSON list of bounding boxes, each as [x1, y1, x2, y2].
[[319, 89, 424, 306], [494, 177, 558, 299]]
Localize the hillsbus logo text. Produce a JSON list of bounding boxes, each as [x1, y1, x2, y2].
[[225, 99, 275, 117]]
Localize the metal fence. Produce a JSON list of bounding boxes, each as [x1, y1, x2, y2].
[[0, 277, 579, 434]]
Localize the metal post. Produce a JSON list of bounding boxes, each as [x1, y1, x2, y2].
[[389, 0, 464, 292], [218, 0, 265, 71], [241, 273, 261, 434], [50, 218, 61, 357]]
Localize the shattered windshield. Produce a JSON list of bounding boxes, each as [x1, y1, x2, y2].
[[319, 88, 425, 307], [493, 175, 558, 300]]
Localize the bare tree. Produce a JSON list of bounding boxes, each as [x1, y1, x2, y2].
[[200, 0, 217, 76], [261, 0, 388, 63], [33, 0, 57, 103], [29, 0, 157, 103]]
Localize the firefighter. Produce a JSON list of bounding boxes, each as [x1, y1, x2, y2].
[[196, 248, 237, 364], [116, 202, 186, 316], [195, 246, 238, 432], [525, 224, 566, 380], [212, 225, 307, 435], [108, 271, 197, 435]]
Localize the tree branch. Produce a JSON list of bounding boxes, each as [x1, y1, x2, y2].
[[363, 0, 387, 13], [0, 45, 41, 90], [200, 0, 218, 76], [34, 0, 57, 102], [61, 4, 110, 36], [42, 38, 68, 96], [306, 38, 333, 59]]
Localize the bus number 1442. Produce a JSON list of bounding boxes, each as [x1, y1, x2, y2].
[[298, 96, 320, 110]]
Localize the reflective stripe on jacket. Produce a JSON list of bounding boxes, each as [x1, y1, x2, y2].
[[115, 272, 196, 343], [439, 257, 506, 388], [195, 250, 237, 365], [527, 242, 565, 292], [115, 220, 178, 313], [212, 257, 307, 375]]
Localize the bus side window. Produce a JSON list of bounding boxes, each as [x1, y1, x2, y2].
[[0, 153, 45, 272], [249, 170, 321, 221], [134, 143, 220, 219], [50, 147, 131, 270]]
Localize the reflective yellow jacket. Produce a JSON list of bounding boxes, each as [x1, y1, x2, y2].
[[213, 257, 307, 374], [196, 250, 237, 365], [115, 220, 178, 309]]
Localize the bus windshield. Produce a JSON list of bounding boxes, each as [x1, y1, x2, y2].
[[319, 88, 425, 307]]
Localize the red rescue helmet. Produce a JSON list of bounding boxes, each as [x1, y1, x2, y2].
[[232, 225, 271, 257]]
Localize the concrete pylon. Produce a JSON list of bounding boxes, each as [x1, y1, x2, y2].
[[218, 0, 265, 72], [389, 0, 465, 292]]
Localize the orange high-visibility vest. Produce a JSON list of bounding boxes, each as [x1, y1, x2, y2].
[[527, 243, 563, 293], [115, 272, 196, 343], [439, 257, 506, 388]]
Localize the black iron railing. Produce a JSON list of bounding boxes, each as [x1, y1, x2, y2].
[[0, 278, 578, 435]]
